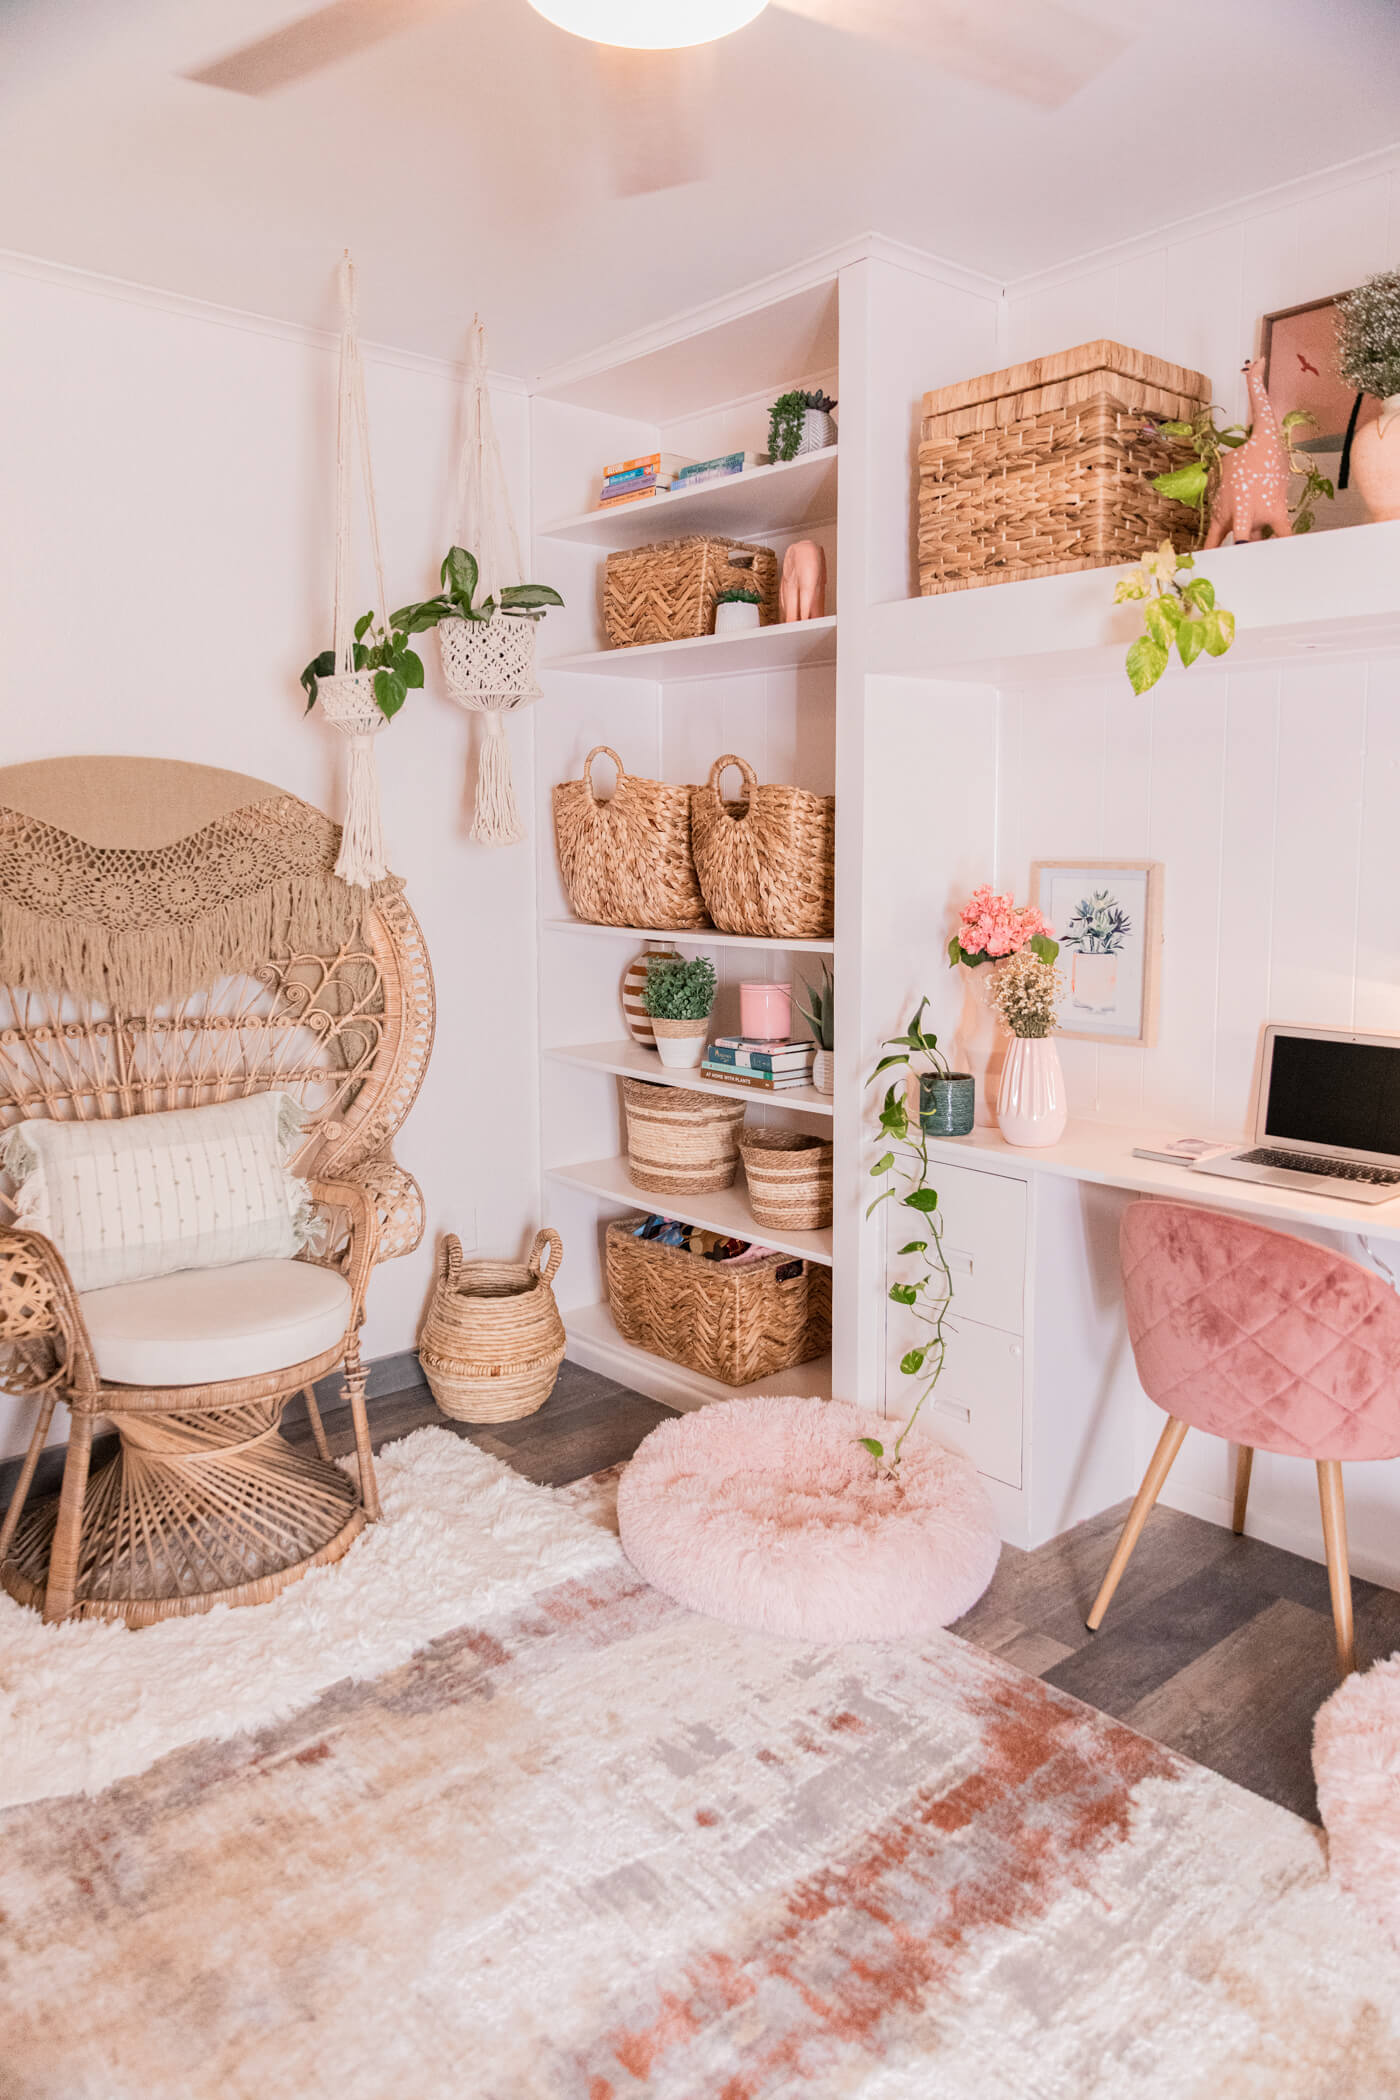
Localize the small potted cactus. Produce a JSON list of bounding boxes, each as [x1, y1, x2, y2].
[[768, 388, 838, 463], [643, 955, 717, 1070], [797, 960, 835, 1095], [713, 585, 763, 637]]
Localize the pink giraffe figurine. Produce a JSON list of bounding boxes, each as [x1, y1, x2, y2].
[[1204, 357, 1292, 547], [779, 539, 827, 623]]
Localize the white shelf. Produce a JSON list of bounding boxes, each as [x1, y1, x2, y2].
[[543, 615, 837, 683], [865, 520, 1400, 686], [540, 918, 835, 955], [564, 1302, 832, 1413], [545, 1038, 833, 1117], [540, 449, 837, 550], [547, 1154, 834, 1266]]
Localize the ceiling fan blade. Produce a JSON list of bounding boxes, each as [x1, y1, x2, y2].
[[774, 0, 1143, 109], [185, 0, 467, 95], [591, 43, 712, 199]]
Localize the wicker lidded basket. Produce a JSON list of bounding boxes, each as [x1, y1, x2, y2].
[[917, 338, 1210, 597], [690, 754, 835, 940], [620, 1076, 746, 1195], [553, 745, 709, 931], [419, 1228, 566, 1423], [739, 1128, 834, 1232], [606, 1215, 831, 1387], [603, 536, 779, 649]]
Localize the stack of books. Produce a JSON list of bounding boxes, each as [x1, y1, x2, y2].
[[701, 1036, 816, 1092], [671, 451, 762, 493], [597, 452, 695, 509]]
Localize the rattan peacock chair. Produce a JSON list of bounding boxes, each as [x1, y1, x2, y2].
[[0, 756, 434, 1626]]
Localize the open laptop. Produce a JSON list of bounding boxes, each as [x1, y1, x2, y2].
[[1191, 1024, 1400, 1204]]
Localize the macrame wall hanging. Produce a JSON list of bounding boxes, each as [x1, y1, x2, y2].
[[441, 318, 541, 847], [318, 252, 392, 889]]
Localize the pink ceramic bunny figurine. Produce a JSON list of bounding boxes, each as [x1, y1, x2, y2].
[[1204, 358, 1292, 546], [780, 539, 827, 623]]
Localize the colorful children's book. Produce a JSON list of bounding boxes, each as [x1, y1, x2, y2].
[[602, 451, 694, 480], [672, 451, 760, 483]]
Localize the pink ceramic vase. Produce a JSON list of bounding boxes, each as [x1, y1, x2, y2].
[[1349, 396, 1400, 522], [996, 1036, 1067, 1148]]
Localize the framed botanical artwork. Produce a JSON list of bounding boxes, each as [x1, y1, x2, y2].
[[1030, 861, 1163, 1047]]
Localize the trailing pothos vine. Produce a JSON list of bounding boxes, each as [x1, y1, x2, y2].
[[863, 997, 955, 1471]]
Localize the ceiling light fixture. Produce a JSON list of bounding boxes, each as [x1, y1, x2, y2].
[[527, 0, 769, 49]]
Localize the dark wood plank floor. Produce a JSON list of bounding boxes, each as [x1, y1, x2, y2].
[[283, 1367, 1397, 1827]]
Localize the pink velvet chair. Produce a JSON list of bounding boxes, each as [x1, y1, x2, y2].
[[1088, 1200, 1400, 1674]]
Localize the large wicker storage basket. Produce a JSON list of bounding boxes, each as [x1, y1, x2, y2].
[[418, 1229, 566, 1423], [620, 1076, 746, 1194], [739, 1128, 833, 1232], [604, 536, 779, 648], [690, 754, 835, 939], [918, 339, 1211, 596], [606, 1215, 831, 1387], [553, 745, 709, 930]]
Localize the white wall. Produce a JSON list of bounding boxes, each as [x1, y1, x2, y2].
[[0, 255, 541, 1460]]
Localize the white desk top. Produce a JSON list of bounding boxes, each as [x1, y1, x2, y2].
[[924, 1120, 1400, 1242]]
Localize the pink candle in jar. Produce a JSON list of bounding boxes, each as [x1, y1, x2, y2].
[[740, 981, 791, 1040]]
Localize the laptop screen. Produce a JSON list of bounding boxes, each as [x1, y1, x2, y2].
[[1264, 1033, 1400, 1158]]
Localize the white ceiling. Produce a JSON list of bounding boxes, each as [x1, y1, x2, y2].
[[3, 0, 1398, 379]]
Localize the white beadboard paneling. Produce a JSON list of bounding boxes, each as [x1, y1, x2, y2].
[[1354, 657, 1400, 1036], [1292, 175, 1392, 305], [1211, 667, 1281, 1130], [1109, 253, 1167, 363], [1269, 659, 1367, 1027]]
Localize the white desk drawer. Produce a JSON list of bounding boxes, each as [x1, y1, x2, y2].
[[917, 1314, 1023, 1489], [921, 1160, 1027, 1336]]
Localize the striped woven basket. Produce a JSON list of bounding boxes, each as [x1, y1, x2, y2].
[[739, 1128, 833, 1232], [418, 1229, 566, 1423], [620, 1077, 745, 1195]]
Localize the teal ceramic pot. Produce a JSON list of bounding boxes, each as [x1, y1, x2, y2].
[[919, 1071, 975, 1137]]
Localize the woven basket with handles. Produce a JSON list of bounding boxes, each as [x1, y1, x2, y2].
[[418, 1228, 566, 1423], [606, 1215, 831, 1387], [690, 753, 835, 940], [739, 1128, 833, 1232], [553, 745, 709, 931], [620, 1076, 745, 1195], [603, 535, 779, 649]]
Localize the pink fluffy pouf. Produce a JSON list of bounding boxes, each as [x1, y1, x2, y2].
[[616, 1394, 1000, 1642], [1314, 1654, 1400, 1950]]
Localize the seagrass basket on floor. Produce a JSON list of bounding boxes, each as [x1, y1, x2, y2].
[[739, 1128, 834, 1233], [917, 338, 1211, 596], [606, 1216, 831, 1387], [603, 536, 779, 649], [690, 754, 835, 940], [553, 745, 709, 930], [620, 1077, 746, 1195], [418, 1229, 566, 1423]]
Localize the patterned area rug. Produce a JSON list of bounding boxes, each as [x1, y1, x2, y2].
[[2, 1448, 1399, 2098]]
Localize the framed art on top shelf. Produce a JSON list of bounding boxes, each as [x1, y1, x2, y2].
[[1030, 861, 1163, 1048]]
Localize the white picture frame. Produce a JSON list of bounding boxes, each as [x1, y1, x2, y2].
[[1030, 861, 1163, 1048]]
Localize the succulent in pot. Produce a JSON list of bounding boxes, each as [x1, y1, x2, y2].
[[713, 585, 762, 637], [796, 960, 835, 1096], [769, 389, 838, 463], [642, 955, 717, 1070]]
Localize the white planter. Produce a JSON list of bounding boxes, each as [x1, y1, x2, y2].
[[996, 1036, 1068, 1148], [813, 1047, 834, 1096], [652, 1017, 708, 1069], [438, 614, 541, 703], [797, 408, 837, 456], [713, 598, 761, 636]]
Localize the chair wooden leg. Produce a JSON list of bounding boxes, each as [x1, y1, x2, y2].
[[1317, 1460, 1356, 1676], [1086, 1416, 1189, 1631], [1232, 1445, 1254, 1536], [44, 1410, 93, 1623], [341, 1337, 380, 1522], [0, 1392, 58, 1562], [301, 1383, 332, 1463]]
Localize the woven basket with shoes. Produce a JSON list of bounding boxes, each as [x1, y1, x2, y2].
[[605, 1215, 831, 1387]]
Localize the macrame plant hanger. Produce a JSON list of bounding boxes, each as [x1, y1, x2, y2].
[[318, 251, 391, 888], [440, 316, 541, 847]]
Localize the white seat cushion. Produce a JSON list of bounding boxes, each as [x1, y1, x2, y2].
[[80, 1259, 353, 1388]]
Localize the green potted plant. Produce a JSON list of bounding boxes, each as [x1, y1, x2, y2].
[[1336, 269, 1400, 521], [796, 961, 835, 1096], [393, 546, 563, 701], [1113, 542, 1235, 694], [642, 955, 717, 1070], [301, 611, 426, 721], [768, 389, 838, 464], [713, 584, 762, 637]]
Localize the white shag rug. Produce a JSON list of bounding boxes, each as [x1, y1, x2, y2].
[[0, 1426, 617, 1809]]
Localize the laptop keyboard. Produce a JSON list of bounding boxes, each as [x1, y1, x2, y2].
[[1238, 1147, 1400, 1187]]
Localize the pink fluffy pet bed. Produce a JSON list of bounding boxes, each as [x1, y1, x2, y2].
[[616, 1394, 1000, 1642], [1314, 1656, 1400, 1950]]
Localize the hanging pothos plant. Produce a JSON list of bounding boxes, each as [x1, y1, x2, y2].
[[301, 612, 425, 720], [392, 546, 563, 635], [863, 998, 955, 1473]]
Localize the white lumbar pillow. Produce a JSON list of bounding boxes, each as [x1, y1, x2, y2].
[[1, 1092, 316, 1294]]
